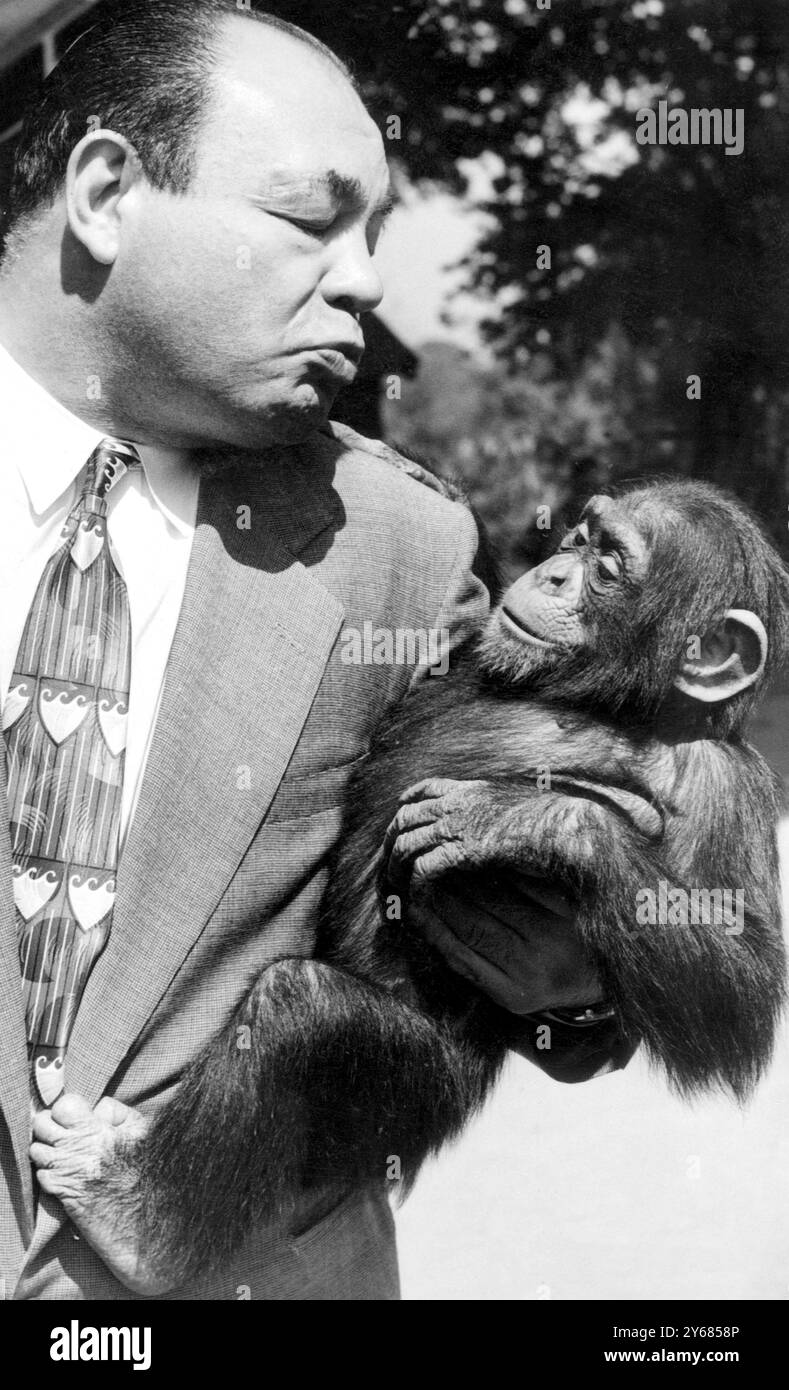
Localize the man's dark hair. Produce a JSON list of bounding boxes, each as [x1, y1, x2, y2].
[[5, 0, 356, 237]]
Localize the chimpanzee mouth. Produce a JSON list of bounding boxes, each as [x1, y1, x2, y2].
[[500, 608, 553, 648]]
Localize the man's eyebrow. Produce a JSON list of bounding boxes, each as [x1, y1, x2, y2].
[[253, 170, 396, 223], [324, 170, 364, 204], [323, 170, 396, 221], [376, 189, 397, 222]]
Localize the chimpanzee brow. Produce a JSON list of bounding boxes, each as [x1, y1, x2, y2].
[[580, 506, 637, 557], [599, 527, 627, 552]]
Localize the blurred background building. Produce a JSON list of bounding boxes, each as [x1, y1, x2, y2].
[[1, 0, 787, 1301]]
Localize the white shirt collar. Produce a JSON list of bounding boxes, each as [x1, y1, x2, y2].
[[134, 444, 197, 540], [0, 338, 195, 537]]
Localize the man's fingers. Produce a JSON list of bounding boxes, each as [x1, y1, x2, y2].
[[511, 872, 575, 920], [413, 878, 602, 1014], [50, 1093, 94, 1129], [421, 910, 536, 1011], [419, 909, 489, 989], [435, 872, 577, 945], [454, 876, 560, 937], [419, 879, 530, 967]]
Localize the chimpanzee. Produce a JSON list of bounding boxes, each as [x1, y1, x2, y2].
[[84, 477, 789, 1287]]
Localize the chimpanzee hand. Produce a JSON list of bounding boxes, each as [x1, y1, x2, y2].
[[30, 1093, 171, 1295], [384, 777, 517, 886]]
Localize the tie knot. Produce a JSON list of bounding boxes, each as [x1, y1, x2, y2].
[[84, 438, 142, 501]]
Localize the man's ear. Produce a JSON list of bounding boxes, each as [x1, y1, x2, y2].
[[674, 609, 768, 703], [66, 129, 142, 266]]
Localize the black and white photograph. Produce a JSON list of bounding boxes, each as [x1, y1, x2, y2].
[[0, 0, 786, 1352]]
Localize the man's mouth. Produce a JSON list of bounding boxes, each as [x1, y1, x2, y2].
[[304, 339, 363, 378]]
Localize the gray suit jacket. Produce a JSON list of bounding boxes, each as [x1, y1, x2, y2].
[[1, 422, 622, 1301]]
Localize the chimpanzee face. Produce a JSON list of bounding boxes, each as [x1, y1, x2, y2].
[[498, 496, 650, 654], [479, 495, 650, 697], [477, 487, 769, 723]]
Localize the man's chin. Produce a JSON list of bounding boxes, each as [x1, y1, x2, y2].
[[226, 384, 338, 452]]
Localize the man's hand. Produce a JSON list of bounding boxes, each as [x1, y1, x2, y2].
[[409, 871, 603, 1016], [30, 1092, 170, 1295], [385, 777, 605, 1015]]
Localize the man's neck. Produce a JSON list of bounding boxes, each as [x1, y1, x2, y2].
[[0, 273, 133, 437]]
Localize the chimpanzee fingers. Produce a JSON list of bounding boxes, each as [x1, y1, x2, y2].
[[387, 825, 451, 885], [93, 1096, 146, 1130], [50, 1093, 95, 1129], [410, 842, 466, 884], [397, 777, 488, 806], [385, 781, 496, 886], [397, 779, 451, 805], [382, 800, 447, 880], [29, 1140, 58, 1171], [31, 1110, 70, 1145], [384, 797, 442, 847]]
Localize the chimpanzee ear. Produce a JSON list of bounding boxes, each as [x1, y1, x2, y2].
[[674, 609, 768, 703]]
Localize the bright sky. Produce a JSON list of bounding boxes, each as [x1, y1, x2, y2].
[[372, 186, 492, 355]]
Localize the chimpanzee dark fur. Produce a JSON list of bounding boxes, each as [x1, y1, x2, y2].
[[106, 478, 789, 1286]]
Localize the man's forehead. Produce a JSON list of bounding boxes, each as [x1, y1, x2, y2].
[[212, 16, 377, 139], [204, 23, 388, 199]]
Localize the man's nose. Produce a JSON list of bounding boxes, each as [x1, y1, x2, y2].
[[322, 231, 384, 314]]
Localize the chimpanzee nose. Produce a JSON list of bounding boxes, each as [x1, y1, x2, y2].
[[533, 552, 584, 603], [539, 553, 575, 586]]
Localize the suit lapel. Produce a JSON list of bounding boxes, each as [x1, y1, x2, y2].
[[0, 752, 34, 1225], [68, 443, 346, 1100]]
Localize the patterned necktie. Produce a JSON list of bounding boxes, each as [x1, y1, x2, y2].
[[2, 438, 139, 1106]]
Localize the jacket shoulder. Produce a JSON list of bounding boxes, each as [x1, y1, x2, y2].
[[317, 420, 470, 523]]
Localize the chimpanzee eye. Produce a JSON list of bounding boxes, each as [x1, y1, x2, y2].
[[596, 553, 622, 582]]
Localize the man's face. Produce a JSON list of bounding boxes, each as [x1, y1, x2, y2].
[[111, 21, 391, 449]]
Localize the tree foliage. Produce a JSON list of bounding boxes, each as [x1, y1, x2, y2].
[[270, 1, 789, 544]]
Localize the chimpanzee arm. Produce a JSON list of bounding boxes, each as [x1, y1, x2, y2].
[[87, 956, 503, 1290], [386, 776, 779, 1100], [384, 776, 662, 895]]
